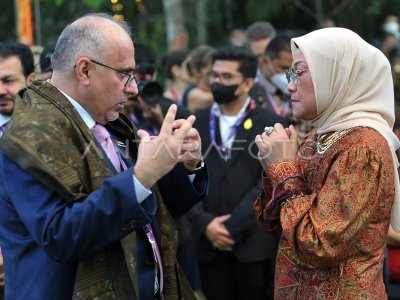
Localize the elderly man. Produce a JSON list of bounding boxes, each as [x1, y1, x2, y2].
[[0, 13, 207, 300]]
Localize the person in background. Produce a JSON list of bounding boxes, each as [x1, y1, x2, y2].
[[245, 21, 276, 67], [38, 43, 55, 80], [0, 42, 35, 138], [162, 49, 192, 104], [229, 29, 246, 47], [255, 27, 400, 299], [124, 45, 190, 135], [250, 35, 293, 116], [134, 42, 158, 81], [386, 107, 400, 288], [0, 13, 208, 300], [374, 15, 400, 63], [188, 46, 284, 300], [132, 51, 204, 298], [0, 41, 35, 300], [181, 45, 215, 113]]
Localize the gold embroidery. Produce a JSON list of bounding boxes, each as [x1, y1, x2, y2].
[[317, 128, 356, 154], [280, 193, 305, 207]]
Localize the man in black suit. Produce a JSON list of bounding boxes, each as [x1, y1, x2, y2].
[[188, 46, 284, 300]]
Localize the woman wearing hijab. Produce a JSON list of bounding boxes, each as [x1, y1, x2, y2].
[[254, 27, 400, 299]]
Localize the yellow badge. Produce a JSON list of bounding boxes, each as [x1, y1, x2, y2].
[[243, 118, 253, 130]]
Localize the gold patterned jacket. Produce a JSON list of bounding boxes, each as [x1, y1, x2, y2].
[[255, 127, 394, 299]]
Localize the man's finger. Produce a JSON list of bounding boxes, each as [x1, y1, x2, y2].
[[159, 104, 177, 136], [174, 115, 196, 140], [172, 118, 188, 129]]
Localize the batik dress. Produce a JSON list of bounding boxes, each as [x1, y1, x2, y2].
[[255, 126, 395, 299]]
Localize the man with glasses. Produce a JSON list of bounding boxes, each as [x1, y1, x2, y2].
[[187, 46, 283, 300], [0, 13, 208, 300]]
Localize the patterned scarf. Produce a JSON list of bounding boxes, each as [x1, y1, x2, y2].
[[0, 80, 195, 300]]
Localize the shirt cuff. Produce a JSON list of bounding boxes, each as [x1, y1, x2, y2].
[[267, 160, 306, 201], [133, 175, 152, 204], [267, 161, 302, 187]]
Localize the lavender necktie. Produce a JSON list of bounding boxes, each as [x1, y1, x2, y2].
[[91, 123, 164, 298], [91, 124, 121, 172], [0, 122, 8, 138]]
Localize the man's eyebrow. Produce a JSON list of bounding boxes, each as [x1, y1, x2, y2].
[[120, 67, 136, 73], [0, 75, 16, 81]]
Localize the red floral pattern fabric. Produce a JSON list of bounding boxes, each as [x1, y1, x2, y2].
[[255, 127, 395, 299]]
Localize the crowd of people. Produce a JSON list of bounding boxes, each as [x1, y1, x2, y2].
[[1, 12, 400, 300]]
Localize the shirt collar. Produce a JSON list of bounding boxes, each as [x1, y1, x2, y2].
[[0, 114, 11, 127], [211, 97, 251, 119], [48, 81, 96, 129]]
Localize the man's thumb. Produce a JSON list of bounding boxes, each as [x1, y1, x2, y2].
[[137, 129, 150, 141], [218, 214, 232, 222]]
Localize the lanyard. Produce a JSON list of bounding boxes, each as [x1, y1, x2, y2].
[[255, 77, 290, 117], [209, 99, 256, 154], [264, 88, 290, 117]]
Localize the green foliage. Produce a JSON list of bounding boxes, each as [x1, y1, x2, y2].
[[3, 0, 400, 58], [245, 0, 283, 22]]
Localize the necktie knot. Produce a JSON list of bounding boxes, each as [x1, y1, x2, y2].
[[91, 124, 110, 143]]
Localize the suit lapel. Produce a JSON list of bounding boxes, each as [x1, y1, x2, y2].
[[225, 110, 256, 168]]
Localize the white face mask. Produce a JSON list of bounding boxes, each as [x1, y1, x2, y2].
[[271, 73, 291, 95], [266, 58, 291, 95], [384, 21, 399, 35]]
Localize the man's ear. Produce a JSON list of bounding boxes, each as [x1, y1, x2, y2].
[[27, 72, 36, 84], [244, 77, 254, 93], [74, 57, 91, 86]]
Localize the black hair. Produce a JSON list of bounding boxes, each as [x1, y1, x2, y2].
[[0, 41, 34, 77], [134, 42, 156, 75], [162, 49, 190, 79], [39, 43, 56, 73], [212, 46, 257, 78], [265, 35, 292, 60]]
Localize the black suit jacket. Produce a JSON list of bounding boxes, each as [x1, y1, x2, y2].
[[189, 104, 285, 263]]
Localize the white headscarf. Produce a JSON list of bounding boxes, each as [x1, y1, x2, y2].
[[291, 27, 400, 231]]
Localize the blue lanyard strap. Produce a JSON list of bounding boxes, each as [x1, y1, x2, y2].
[[209, 99, 256, 153]]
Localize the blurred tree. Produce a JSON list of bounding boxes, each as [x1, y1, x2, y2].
[[2, 0, 400, 67], [162, 0, 187, 50]]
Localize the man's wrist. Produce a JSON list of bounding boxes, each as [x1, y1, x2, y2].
[[186, 159, 205, 175]]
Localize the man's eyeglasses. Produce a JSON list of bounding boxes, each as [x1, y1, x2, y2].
[[207, 71, 242, 84], [90, 59, 137, 87], [285, 67, 309, 86]]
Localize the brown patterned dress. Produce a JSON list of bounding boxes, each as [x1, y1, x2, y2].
[[255, 127, 394, 299]]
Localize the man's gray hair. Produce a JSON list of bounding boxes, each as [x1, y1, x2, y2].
[[51, 13, 132, 73], [245, 21, 276, 42]]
